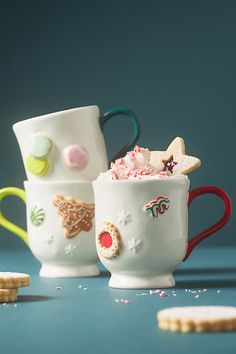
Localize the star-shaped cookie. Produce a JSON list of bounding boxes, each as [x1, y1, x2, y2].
[[53, 195, 95, 238], [150, 137, 201, 175]]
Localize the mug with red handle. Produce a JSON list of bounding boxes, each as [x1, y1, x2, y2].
[[92, 176, 232, 289]]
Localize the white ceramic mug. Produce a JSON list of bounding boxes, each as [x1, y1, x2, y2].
[[13, 105, 140, 181], [0, 181, 99, 278], [93, 177, 232, 289]]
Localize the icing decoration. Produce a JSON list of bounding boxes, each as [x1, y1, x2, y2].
[[162, 155, 177, 174], [65, 244, 77, 256], [53, 195, 95, 238], [28, 136, 52, 159], [144, 196, 170, 218], [26, 155, 49, 176], [63, 144, 89, 169], [30, 206, 45, 226], [44, 233, 54, 245], [150, 137, 201, 175], [127, 238, 144, 254], [97, 221, 121, 259], [118, 210, 132, 225]]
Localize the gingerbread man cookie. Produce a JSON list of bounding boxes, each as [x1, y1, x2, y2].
[[53, 195, 95, 238], [150, 137, 201, 175]]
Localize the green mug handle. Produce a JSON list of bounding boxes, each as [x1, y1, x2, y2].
[[0, 187, 28, 245], [100, 108, 141, 163]]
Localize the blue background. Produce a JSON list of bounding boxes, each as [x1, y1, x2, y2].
[[0, 0, 234, 249]]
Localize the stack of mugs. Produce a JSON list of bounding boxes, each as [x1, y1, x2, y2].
[[0, 106, 140, 278]]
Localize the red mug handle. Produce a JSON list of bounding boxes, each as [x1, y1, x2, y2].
[[183, 186, 232, 261]]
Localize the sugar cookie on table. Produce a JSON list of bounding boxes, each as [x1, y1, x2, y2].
[[0, 272, 30, 289], [0, 288, 18, 302], [150, 137, 201, 175], [157, 306, 236, 333]]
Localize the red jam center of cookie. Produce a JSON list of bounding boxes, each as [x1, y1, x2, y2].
[[100, 232, 112, 248]]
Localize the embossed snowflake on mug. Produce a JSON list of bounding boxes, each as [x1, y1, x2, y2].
[[65, 244, 77, 256], [118, 210, 132, 226], [43, 233, 54, 245], [127, 238, 144, 254]]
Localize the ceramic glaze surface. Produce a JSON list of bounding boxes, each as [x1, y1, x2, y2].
[[93, 177, 190, 288], [13, 106, 108, 181], [24, 180, 99, 277]]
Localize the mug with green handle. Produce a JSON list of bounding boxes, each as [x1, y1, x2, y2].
[[0, 181, 99, 278], [13, 105, 140, 181]]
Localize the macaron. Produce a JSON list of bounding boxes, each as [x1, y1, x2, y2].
[[26, 155, 49, 176], [28, 135, 52, 159], [63, 144, 89, 169]]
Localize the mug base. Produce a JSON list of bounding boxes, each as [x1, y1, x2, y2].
[[109, 273, 175, 289], [39, 264, 100, 278]]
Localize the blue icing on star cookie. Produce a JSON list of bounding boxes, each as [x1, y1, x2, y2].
[[28, 135, 52, 159]]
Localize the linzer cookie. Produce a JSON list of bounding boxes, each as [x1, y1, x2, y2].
[[0, 288, 18, 302], [53, 195, 95, 238], [157, 306, 236, 333], [0, 272, 30, 289], [150, 137, 201, 175], [97, 221, 122, 259]]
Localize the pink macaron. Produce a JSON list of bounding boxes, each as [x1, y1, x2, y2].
[[63, 144, 89, 169]]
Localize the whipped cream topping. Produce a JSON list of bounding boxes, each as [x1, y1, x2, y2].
[[98, 146, 175, 181]]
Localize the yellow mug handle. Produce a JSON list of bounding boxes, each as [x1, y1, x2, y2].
[[0, 187, 28, 245]]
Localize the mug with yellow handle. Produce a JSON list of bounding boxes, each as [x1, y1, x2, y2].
[[0, 181, 99, 278]]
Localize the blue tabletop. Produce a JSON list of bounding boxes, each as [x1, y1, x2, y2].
[[0, 246, 236, 354]]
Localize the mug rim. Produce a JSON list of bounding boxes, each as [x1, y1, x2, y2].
[[93, 175, 189, 185], [13, 105, 99, 130], [24, 179, 93, 187]]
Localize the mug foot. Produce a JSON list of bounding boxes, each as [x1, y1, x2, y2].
[[39, 264, 100, 278], [109, 273, 175, 289]]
